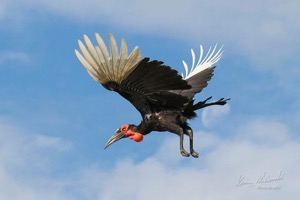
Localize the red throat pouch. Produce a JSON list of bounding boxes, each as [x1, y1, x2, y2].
[[126, 130, 143, 142]]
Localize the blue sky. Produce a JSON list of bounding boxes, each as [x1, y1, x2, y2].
[[0, 0, 299, 199]]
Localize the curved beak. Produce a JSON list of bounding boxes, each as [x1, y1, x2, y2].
[[104, 129, 125, 149]]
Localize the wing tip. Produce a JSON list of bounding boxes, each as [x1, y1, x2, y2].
[[75, 33, 143, 84], [182, 44, 224, 80]]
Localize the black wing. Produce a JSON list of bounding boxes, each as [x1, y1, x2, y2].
[[75, 34, 224, 115], [170, 45, 223, 99], [103, 58, 191, 115], [170, 67, 215, 99]]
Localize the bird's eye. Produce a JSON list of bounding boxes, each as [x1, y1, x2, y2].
[[120, 125, 129, 132]]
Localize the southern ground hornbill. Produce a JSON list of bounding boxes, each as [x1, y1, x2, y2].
[[75, 33, 229, 158]]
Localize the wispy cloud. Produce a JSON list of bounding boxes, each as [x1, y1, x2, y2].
[[1, 0, 299, 97], [201, 103, 231, 127], [0, 51, 30, 64], [0, 115, 299, 200], [83, 117, 299, 200], [0, 117, 73, 200], [1, 1, 299, 71], [34, 135, 72, 151]]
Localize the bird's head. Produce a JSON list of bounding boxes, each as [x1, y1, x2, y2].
[[104, 124, 144, 149]]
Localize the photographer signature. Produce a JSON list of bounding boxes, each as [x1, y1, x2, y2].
[[236, 170, 284, 190]]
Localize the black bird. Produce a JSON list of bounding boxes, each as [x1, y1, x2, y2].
[[75, 33, 229, 158]]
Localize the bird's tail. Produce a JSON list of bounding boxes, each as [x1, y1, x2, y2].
[[182, 100, 198, 119]]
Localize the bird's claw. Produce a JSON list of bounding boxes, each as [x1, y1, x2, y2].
[[191, 150, 199, 158], [180, 149, 190, 157], [216, 98, 230, 105]]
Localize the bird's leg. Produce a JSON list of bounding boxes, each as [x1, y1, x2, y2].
[[199, 97, 230, 109], [179, 130, 190, 157], [184, 126, 199, 158]]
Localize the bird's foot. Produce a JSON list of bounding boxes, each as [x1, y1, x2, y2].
[[180, 149, 190, 157], [191, 150, 199, 158], [215, 98, 230, 105]]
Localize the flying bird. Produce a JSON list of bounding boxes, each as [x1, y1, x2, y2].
[[75, 33, 229, 158]]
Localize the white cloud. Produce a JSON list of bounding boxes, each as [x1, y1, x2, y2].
[[2, 1, 300, 72], [0, 51, 30, 64], [0, 1, 8, 17], [2, 115, 299, 200], [34, 135, 72, 151], [236, 117, 290, 144], [0, 117, 73, 200], [201, 103, 231, 127], [89, 118, 300, 200], [0, 5, 4, 19]]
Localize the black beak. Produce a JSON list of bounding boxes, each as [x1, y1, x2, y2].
[[104, 129, 125, 149]]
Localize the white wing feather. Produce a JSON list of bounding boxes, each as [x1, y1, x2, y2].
[[182, 44, 224, 80], [182, 60, 189, 78], [75, 33, 142, 84]]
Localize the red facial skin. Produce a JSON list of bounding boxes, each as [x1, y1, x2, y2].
[[120, 124, 143, 142]]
